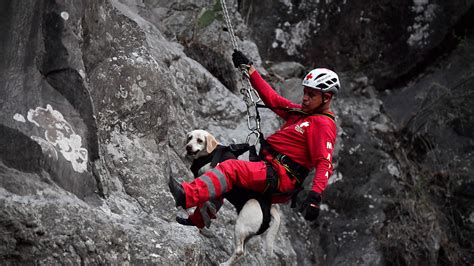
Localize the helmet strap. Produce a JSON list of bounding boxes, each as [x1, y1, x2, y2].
[[311, 92, 330, 114]]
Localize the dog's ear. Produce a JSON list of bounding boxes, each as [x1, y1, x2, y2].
[[206, 134, 219, 154]]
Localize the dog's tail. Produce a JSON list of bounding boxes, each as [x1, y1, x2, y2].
[[264, 206, 281, 255]]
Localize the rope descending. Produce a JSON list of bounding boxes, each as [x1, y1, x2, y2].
[[220, 0, 239, 50], [220, 0, 263, 145]]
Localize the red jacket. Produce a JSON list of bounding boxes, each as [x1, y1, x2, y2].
[[249, 71, 337, 195]]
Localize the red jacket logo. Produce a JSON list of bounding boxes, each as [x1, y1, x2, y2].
[[295, 121, 309, 134]]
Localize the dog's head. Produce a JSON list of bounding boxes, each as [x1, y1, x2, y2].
[[185, 129, 219, 159]]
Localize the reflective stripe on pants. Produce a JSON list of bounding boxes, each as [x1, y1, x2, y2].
[[189, 198, 224, 228], [182, 159, 269, 208]]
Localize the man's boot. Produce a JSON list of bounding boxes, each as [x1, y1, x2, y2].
[[168, 176, 186, 208], [176, 216, 194, 226]]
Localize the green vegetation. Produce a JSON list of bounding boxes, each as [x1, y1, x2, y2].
[[197, 0, 223, 29]]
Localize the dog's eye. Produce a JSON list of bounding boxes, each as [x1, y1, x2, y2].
[[197, 139, 203, 143], [187, 136, 192, 141]]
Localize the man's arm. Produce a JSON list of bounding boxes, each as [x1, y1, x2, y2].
[[249, 68, 299, 120], [232, 50, 299, 119], [298, 119, 336, 221], [308, 120, 336, 193]]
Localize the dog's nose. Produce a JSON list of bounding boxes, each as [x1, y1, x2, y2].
[[186, 145, 193, 152]]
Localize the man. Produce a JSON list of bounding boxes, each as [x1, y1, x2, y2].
[[170, 50, 338, 222]]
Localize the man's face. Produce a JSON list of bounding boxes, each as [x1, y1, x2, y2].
[[301, 87, 323, 113]]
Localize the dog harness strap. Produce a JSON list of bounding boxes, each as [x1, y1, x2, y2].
[[263, 161, 279, 193], [228, 143, 251, 158], [210, 146, 226, 168], [255, 196, 272, 235], [191, 150, 217, 177], [210, 145, 244, 168]]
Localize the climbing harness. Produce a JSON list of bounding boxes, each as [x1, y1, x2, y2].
[[220, 0, 263, 146], [256, 104, 336, 122]]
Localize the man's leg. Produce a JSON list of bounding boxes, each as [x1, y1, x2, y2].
[[170, 159, 268, 209], [188, 198, 224, 228], [175, 198, 223, 228]]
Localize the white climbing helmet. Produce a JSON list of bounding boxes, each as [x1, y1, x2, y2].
[[302, 68, 340, 95]]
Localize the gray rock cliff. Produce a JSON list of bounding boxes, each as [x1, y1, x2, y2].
[[0, 0, 472, 265]]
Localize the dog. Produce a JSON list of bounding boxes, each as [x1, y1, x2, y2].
[[184, 129, 281, 265], [185, 129, 220, 176]]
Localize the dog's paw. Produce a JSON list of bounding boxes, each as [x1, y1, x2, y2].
[[235, 247, 244, 256]]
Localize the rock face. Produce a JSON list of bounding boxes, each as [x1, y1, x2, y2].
[[239, 0, 474, 89], [0, 0, 472, 265]]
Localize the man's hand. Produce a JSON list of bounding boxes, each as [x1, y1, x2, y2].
[[299, 191, 321, 221], [232, 49, 252, 68]]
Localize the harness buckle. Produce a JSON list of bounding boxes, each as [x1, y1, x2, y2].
[[273, 153, 308, 184], [275, 153, 286, 162]]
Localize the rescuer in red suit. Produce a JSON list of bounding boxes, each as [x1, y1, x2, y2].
[[170, 50, 339, 222]]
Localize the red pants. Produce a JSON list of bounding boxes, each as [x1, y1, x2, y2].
[[188, 198, 224, 228], [182, 159, 269, 209]]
